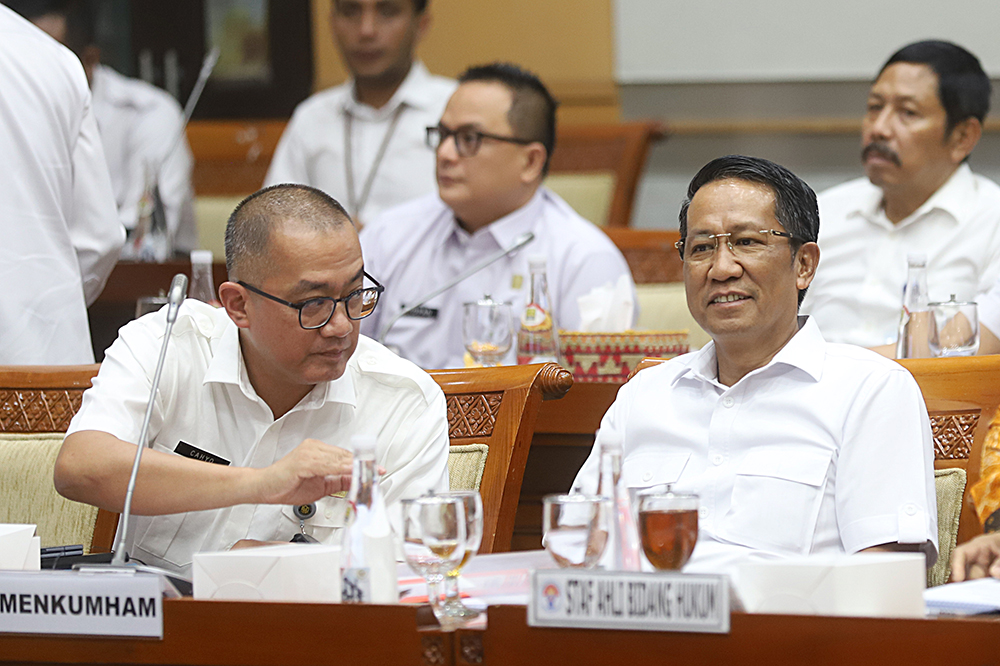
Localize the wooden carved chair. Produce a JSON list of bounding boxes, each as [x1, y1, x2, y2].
[[427, 363, 573, 554], [0, 365, 118, 554], [546, 121, 665, 228], [603, 228, 683, 284]]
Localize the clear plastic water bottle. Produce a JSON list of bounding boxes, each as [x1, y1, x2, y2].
[[517, 256, 561, 364], [597, 435, 641, 571], [896, 253, 932, 359], [341, 434, 397, 604], [189, 250, 220, 306]]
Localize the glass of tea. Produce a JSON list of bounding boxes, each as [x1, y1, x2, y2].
[[637, 490, 699, 570], [542, 494, 610, 569]]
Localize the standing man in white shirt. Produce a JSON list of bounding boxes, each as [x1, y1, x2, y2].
[[359, 63, 636, 369], [571, 155, 937, 580], [265, 0, 456, 225], [10, 0, 198, 256], [0, 4, 123, 365], [55, 184, 449, 575], [800, 40, 1000, 356]]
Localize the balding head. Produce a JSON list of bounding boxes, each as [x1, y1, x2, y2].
[[225, 184, 353, 283]]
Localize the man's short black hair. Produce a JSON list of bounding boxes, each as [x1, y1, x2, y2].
[[880, 40, 990, 134], [5, 0, 94, 56], [458, 62, 559, 176], [678, 155, 819, 305], [225, 184, 353, 283]]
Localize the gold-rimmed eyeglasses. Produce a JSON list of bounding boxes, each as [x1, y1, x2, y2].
[[674, 229, 797, 263]]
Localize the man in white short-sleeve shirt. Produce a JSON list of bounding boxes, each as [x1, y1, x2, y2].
[[0, 5, 123, 365], [56, 185, 449, 575], [801, 41, 1000, 355], [571, 156, 938, 579], [265, 0, 456, 225], [360, 63, 636, 369]]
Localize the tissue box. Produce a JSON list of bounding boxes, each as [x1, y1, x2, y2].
[[193, 544, 342, 602], [558, 330, 689, 383], [737, 553, 926, 618], [0, 524, 40, 571]]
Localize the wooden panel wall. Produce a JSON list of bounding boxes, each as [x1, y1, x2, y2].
[[310, 0, 619, 123]]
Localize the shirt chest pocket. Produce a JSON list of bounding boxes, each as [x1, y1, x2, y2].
[[719, 447, 832, 555], [621, 452, 691, 490]]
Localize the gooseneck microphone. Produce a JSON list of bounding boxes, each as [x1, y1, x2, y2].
[[377, 231, 535, 343], [111, 273, 188, 567]]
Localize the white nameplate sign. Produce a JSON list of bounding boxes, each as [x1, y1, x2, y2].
[[0, 571, 164, 638], [528, 569, 729, 633]]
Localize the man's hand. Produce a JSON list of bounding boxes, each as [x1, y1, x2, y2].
[[951, 532, 1000, 581], [251, 438, 354, 506]]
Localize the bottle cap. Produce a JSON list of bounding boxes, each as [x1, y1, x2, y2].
[[351, 434, 377, 460], [191, 249, 213, 264], [528, 255, 547, 271], [906, 252, 927, 267]]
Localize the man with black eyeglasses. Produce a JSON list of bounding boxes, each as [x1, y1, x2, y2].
[[571, 156, 937, 580], [55, 184, 449, 576], [359, 62, 635, 369]]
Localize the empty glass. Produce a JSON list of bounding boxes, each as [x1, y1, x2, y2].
[[928, 296, 979, 357], [401, 495, 467, 627], [462, 297, 514, 367], [440, 491, 484, 620], [542, 494, 610, 569], [637, 490, 699, 571]]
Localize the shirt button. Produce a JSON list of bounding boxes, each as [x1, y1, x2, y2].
[[325, 508, 335, 519], [711, 454, 724, 466], [365, 357, 377, 366], [722, 396, 735, 408], [904, 504, 917, 516], [642, 472, 653, 482], [698, 506, 708, 518]]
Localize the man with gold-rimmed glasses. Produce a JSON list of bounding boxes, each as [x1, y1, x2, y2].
[[55, 184, 449, 576], [571, 155, 937, 578]]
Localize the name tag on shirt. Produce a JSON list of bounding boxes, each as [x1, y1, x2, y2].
[[401, 305, 439, 319], [174, 441, 230, 466]]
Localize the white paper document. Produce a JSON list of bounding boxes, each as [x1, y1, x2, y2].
[[924, 578, 1000, 615], [0, 525, 40, 571]]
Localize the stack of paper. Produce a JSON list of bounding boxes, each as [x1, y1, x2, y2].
[[0, 524, 40, 570], [924, 579, 1000, 615]]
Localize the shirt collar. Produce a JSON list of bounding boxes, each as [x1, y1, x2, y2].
[[448, 187, 546, 249], [343, 61, 439, 119], [203, 318, 357, 411], [672, 315, 825, 388], [851, 163, 975, 230]]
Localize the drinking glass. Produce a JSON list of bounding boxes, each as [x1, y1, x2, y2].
[[463, 297, 514, 367], [637, 490, 699, 570], [542, 494, 610, 569], [928, 297, 979, 357], [440, 491, 484, 620], [401, 495, 467, 627]]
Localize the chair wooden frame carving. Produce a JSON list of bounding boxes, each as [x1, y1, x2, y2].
[[548, 120, 665, 228], [629, 355, 1000, 545], [427, 363, 572, 554], [0, 364, 118, 553]]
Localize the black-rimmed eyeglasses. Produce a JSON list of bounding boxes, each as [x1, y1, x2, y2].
[[426, 124, 536, 157], [237, 272, 385, 329]]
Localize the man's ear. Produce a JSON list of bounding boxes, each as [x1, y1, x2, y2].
[[415, 9, 432, 44], [947, 117, 982, 163], [795, 242, 820, 291], [520, 143, 547, 185], [219, 281, 251, 329]]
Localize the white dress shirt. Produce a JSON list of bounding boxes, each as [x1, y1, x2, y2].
[[802, 164, 1000, 347], [0, 7, 123, 365], [265, 62, 456, 224], [67, 301, 450, 575], [91, 64, 197, 253], [359, 188, 638, 369], [571, 317, 938, 580]]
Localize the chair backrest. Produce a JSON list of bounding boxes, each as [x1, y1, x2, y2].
[[630, 355, 1000, 545], [546, 121, 665, 228], [929, 467, 967, 587], [0, 365, 118, 553], [603, 228, 683, 284], [427, 363, 572, 553]]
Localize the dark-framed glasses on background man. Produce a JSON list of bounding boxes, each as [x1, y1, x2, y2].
[[425, 124, 535, 158], [237, 271, 384, 329]]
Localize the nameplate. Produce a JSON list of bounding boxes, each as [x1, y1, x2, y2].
[[0, 571, 164, 638], [528, 569, 729, 633]]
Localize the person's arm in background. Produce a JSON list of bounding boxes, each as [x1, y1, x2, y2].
[[71, 89, 124, 305]]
